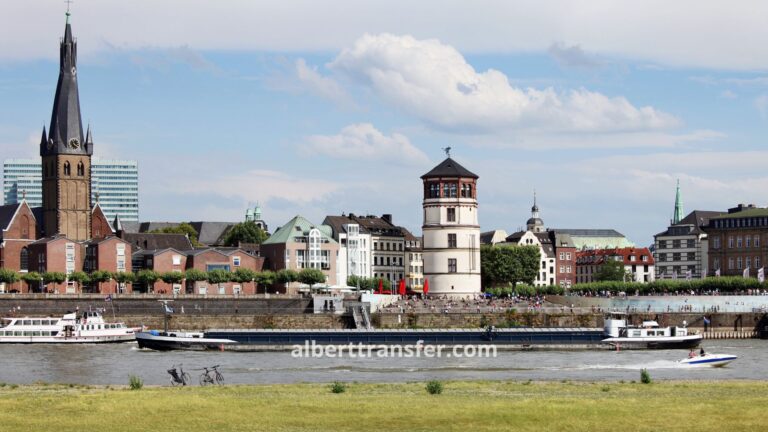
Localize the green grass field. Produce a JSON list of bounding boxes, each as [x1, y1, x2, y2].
[[0, 380, 765, 431]]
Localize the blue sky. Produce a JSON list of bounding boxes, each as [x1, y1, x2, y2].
[[1, 1, 767, 246]]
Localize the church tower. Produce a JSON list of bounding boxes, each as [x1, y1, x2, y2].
[[526, 191, 545, 233], [671, 179, 684, 225], [421, 152, 481, 296], [40, 11, 92, 241]]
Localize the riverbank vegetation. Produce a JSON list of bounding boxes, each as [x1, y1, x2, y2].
[[0, 380, 765, 431]]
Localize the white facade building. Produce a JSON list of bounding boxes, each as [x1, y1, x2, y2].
[[421, 157, 481, 296]]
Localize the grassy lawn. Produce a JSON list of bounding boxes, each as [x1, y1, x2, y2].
[[0, 380, 765, 431]]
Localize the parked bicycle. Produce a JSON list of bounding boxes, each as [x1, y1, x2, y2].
[[167, 364, 190, 386], [199, 365, 224, 386]]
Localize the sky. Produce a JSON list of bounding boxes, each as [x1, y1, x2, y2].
[[1, 0, 767, 246]]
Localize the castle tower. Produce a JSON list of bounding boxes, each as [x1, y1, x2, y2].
[[421, 154, 481, 296], [40, 11, 92, 241]]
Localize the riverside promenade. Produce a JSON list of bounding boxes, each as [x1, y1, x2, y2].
[[0, 294, 764, 337]]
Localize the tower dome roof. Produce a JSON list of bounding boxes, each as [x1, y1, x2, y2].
[[421, 157, 478, 179]]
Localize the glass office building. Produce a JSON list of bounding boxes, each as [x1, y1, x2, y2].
[[3, 158, 139, 221]]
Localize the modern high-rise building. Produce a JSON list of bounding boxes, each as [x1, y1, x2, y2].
[[3, 158, 139, 222]]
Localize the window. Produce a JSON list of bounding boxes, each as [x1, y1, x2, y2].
[[713, 237, 721, 249], [755, 236, 760, 248], [737, 236, 743, 248], [77, 162, 84, 176], [728, 258, 734, 269], [428, 183, 440, 198], [566, 265, 571, 273], [172, 255, 182, 266], [642, 255, 648, 262], [233, 256, 241, 267], [728, 237, 734, 248], [447, 208, 456, 222], [20, 248, 29, 271], [756, 256, 761, 268], [559, 265, 565, 273], [559, 252, 564, 260], [448, 258, 457, 273], [737, 257, 743, 269], [566, 252, 571, 260], [746, 237, 752, 248], [448, 233, 457, 248], [713, 258, 720, 270], [63, 162, 71, 176], [746, 256, 752, 269]]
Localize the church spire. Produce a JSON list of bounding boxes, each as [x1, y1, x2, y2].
[[672, 179, 684, 225], [43, 9, 89, 157]]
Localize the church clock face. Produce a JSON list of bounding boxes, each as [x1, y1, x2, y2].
[[68, 138, 80, 149]]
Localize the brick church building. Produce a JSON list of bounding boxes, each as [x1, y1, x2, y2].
[[0, 14, 262, 294]]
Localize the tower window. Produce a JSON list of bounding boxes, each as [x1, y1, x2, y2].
[[447, 208, 456, 222], [428, 183, 440, 198], [448, 258, 457, 273], [77, 162, 84, 176], [448, 233, 457, 248], [443, 183, 458, 198], [63, 161, 71, 176], [20, 248, 29, 271]]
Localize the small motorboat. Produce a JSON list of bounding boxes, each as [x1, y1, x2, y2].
[[678, 353, 738, 367]]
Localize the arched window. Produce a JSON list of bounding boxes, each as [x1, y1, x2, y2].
[[63, 161, 71, 176], [77, 162, 84, 176], [428, 183, 440, 198], [20, 248, 29, 271], [466, 184, 473, 198]]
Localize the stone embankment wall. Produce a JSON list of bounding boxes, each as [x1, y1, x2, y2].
[[0, 296, 763, 333]]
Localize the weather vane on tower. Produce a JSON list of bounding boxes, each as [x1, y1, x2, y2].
[[65, 0, 73, 18], [442, 146, 452, 157]]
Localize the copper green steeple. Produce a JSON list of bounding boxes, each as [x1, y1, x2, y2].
[[672, 179, 684, 225]]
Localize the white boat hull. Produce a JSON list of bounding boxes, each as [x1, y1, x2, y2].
[[602, 334, 703, 349], [679, 353, 738, 367]]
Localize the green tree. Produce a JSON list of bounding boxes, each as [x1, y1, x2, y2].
[[206, 269, 232, 293], [136, 270, 160, 293], [595, 259, 628, 282], [254, 270, 276, 294], [21, 271, 42, 292], [68, 271, 90, 292], [160, 271, 185, 293], [42, 272, 67, 292], [113, 271, 135, 293], [481, 244, 540, 288], [276, 269, 299, 284], [0, 269, 20, 285], [233, 268, 257, 284], [298, 268, 327, 287], [90, 270, 113, 292], [150, 222, 203, 247], [184, 268, 207, 293], [222, 221, 268, 246]]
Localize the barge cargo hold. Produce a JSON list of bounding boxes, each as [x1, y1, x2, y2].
[[138, 327, 607, 351]]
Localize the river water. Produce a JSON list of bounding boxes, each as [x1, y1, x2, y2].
[[0, 339, 765, 385]]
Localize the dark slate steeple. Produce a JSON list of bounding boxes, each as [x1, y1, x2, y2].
[[42, 11, 91, 157]]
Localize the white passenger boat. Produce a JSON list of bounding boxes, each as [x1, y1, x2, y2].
[[602, 314, 702, 349], [678, 353, 738, 367], [0, 311, 136, 343]]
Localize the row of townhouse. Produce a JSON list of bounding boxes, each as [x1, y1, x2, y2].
[[0, 200, 263, 294], [259, 213, 424, 295]]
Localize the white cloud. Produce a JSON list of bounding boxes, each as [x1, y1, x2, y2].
[[548, 42, 602, 69], [294, 59, 354, 108], [328, 34, 678, 134], [3, 1, 768, 69], [304, 123, 430, 164]]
